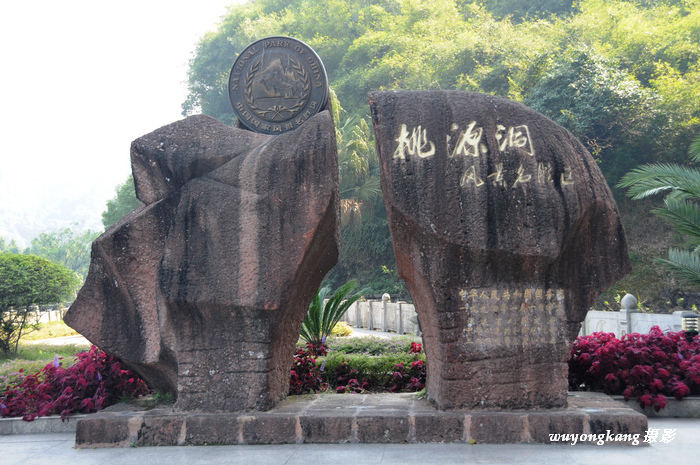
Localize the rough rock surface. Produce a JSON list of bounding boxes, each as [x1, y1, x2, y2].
[[369, 91, 630, 410], [65, 112, 339, 412]]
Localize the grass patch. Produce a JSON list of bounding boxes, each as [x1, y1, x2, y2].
[[20, 320, 79, 341], [0, 344, 89, 393]]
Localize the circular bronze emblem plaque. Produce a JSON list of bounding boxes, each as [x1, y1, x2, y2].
[[228, 36, 329, 135]]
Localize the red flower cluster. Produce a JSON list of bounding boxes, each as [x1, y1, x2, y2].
[[289, 345, 326, 395], [1, 346, 149, 421], [334, 360, 370, 393], [387, 359, 426, 392], [387, 343, 426, 392], [569, 326, 700, 411]]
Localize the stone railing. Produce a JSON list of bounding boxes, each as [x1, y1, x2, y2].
[[580, 309, 690, 337], [339, 296, 421, 335], [579, 293, 697, 337], [339, 294, 696, 339], [37, 297, 693, 339]]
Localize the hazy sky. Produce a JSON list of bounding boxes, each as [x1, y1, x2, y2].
[[0, 0, 242, 247]]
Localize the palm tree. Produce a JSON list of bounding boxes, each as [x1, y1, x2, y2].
[[617, 134, 700, 286], [329, 89, 383, 230]]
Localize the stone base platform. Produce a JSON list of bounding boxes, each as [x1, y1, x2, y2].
[[74, 392, 647, 447]]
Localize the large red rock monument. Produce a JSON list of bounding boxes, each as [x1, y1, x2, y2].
[[369, 91, 630, 410], [65, 112, 339, 412]]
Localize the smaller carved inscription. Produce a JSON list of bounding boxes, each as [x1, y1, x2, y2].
[[459, 287, 565, 346]]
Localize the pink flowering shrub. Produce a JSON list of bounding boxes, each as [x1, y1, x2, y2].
[[1, 345, 149, 421], [569, 326, 700, 411]]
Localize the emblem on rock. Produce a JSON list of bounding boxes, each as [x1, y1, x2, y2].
[[229, 36, 328, 135]]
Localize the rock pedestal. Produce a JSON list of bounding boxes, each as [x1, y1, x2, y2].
[[369, 91, 630, 410], [65, 112, 339, 412]]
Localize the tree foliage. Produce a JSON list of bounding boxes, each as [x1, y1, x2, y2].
[[0, 238, 23, 255], [0, 254, 80, 355], [102, 174, 143, 229], [184, 0, 700, 293], [29, 227, 99, 280]]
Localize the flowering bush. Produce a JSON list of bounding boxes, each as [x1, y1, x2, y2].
[[289, 344, 326, 395], [569, 327, 700, 411], [0, 346, 149, 421], [334, 360, 370, 393], [386, 342, 426, 392]]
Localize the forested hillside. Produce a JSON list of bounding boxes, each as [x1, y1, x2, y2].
[[184, 0, 700, 309]]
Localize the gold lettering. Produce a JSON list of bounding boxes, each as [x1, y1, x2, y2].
[[394, 124, 436, 159], [451, 121, 487, 158], [496, 125, 535, 156], [487, 163, 506, 187], [561, 166, 574, 185], [512, 164, 532, 188], [491, 289, 499, 300], [538, 163, 553, 184], [460, 165, 484, 187]]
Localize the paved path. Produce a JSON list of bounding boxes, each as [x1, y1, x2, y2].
[[347, 327, 417, 339], [25, 335, 91, 346], [2, 418, 699, 464]]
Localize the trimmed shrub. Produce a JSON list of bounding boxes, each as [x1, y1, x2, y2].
[[325, 335, 420, 356]]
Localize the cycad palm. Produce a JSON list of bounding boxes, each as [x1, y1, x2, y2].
[[300, 281, 361, 347], [617, 134, 700, 286]]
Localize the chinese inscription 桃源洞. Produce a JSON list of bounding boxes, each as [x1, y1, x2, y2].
[[393, 121, 576, 188]]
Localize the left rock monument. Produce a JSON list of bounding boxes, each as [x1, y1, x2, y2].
[[65, 37, 339, 412]]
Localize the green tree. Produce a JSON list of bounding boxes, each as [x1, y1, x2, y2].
[[0, 238, 23, 254], [618, 134, 700, 286], [102, 174, 143, 229], [0, 254, 80, 355], [183, 0, 700, 299], [29, 227, 99, 280], [524, 46, 664, 182]]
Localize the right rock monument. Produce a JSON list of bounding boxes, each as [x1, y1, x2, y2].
[[369, 91, 631, 410]]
